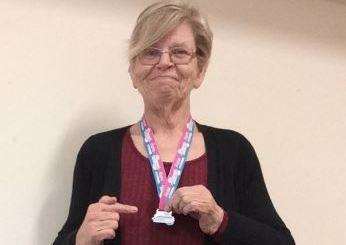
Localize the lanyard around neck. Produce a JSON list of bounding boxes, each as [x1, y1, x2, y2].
[[139, 116, 195, 210]]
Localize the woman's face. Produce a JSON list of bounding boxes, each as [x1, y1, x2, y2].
[[129, 22, 205, 108]]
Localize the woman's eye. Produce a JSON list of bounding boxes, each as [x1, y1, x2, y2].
[[144, 49, 161, 57], [172, 48, 189, 56]]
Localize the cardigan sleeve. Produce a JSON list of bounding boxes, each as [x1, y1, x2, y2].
[[220, 134, 295, 245], [53, 136, 94, 245]]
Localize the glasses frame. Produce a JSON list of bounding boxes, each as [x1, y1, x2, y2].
[[138, 47, 197, 66]]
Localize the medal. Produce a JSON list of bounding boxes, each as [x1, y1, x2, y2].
[[140, 116, 195, 226], [152, 209, 175, 226]]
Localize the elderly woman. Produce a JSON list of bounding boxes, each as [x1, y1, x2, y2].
[[54, 1, 295, 245]]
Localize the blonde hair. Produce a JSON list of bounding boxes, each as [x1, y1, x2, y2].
[[128, 0, 213, 71]]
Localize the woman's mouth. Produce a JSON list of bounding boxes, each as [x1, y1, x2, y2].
[[152, 75, 179, 81]]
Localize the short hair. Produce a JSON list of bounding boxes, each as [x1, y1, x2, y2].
[[128, 0, 213, 71]]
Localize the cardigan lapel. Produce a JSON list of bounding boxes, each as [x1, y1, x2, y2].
[[101, 126, 129, 196], [196, 123, 222, 204], [102, 126, 129, 245]]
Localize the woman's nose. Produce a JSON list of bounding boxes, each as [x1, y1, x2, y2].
[[156, 52, 174, 69]]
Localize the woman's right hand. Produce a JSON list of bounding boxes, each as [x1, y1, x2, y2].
[[76, 195, 138, 245]]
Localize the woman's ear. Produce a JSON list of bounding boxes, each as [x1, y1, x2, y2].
[[128, 63, 138, 89], [193, 65, 207, 89]]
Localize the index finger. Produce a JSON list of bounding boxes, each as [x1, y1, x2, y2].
[[102, 203, 138, 214]]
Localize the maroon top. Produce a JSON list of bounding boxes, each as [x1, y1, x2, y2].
[[119, 130, 228, 245]]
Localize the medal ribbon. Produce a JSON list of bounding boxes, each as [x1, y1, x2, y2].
[[140, 116, 195, 210]]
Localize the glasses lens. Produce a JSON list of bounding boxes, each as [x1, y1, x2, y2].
[[140, 48, 161, 65], [171, 48, 191, 64]]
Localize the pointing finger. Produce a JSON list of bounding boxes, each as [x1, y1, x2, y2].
[[101, 203, 138, 213], [114, 203, 138, 213]]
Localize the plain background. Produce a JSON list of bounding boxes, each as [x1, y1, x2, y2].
[[1, 0, 345, 244]]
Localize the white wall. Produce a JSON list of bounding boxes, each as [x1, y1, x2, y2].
[[1, 0, 345, 244]]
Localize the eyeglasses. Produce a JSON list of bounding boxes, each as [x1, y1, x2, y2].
[[138, 47, 196, 66]]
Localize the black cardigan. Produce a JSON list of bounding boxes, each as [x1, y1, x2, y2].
[[53, 123, 295, 245]]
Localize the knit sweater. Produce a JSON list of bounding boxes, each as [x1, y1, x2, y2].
[[53, 123, 295, 245]]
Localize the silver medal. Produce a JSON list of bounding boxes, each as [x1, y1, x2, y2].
[[152, 209, 175, 226]]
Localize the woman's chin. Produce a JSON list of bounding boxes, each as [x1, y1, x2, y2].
[[155, 89, 181, 105], [154, 85, 176, 96]]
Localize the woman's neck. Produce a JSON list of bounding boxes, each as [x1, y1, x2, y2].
[[143, 100, 191, 137]]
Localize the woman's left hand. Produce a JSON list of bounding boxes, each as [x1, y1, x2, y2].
[[165, 185, 224, 235]]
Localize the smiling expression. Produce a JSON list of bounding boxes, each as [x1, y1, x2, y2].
[[129, 22, 206, 107]]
